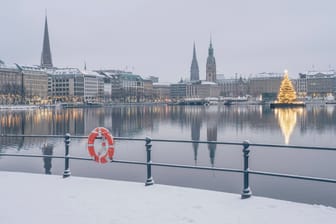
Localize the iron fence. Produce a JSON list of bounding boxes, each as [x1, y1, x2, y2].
[[1, 133, 336, 199]]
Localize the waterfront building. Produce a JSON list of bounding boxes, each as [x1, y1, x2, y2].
[[170, 82, 187, 100], [143, 79, 154, 102], [40, 15, 53, 69], [48, 68, 84, 102], [206, 38, 216, 82], [96, 70, 144, 103], [248, 72, 283, 100], [296, 70, 336, 97], [96, 70, 122, 102], [296, 73, 307, 98], [0, 61, 22, 104], [186, 81, 220, 98], [97, 72, 112, 102], [16, 64, 48, 104], [48, 68, 104, 103], [82, 70, 104, 103], [153, 83, 170, 102], [190, 43, 200, 81], [217, 75, 248, 97], [119, 72, 144, 102]]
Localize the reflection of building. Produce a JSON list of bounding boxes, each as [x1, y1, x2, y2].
[[206, 109, 218, 166], [42, 143, 53, 174], [190, 108, 202, 164]]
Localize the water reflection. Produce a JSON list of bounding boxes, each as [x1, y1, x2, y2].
[[274, 108, 304, 144], [190, 107, 202, 165], [42, 143, 53, 174], [206, 107, 219, 166], [0, 104, 336, 152]]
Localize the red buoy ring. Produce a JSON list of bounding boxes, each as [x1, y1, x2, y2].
[[87, 127, 114, 164]]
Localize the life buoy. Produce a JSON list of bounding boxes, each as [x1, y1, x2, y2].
[[87, 127, 114, 164]]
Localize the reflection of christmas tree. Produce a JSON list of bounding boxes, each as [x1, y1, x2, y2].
[[277, 70, 297, 103], [275, 108, 303, 144], [275, 109, 297, 144]]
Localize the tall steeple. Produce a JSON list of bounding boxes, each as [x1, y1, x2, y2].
[[206, 36, 216, 82], [41, 14, 53, 68], [190, 42, 199, 81]]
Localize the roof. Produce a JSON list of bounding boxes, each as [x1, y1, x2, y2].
[[0, 60, 19, 70], [118, 72, 143, 81]]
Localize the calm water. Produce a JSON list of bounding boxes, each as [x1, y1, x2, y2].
[[0, 104, 335, 206]]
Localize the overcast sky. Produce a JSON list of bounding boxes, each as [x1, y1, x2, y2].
[[1, 0, 336, 82]]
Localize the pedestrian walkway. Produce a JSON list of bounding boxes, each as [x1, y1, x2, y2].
[[1, 171, 335, 224]]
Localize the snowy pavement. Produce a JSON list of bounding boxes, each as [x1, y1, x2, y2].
[[1, 171, 335, 224]]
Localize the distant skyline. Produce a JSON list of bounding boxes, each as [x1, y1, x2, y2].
[[1, 0, 336, 82]]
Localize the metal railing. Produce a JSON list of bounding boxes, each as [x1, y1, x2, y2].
[[1, 133, 336, 199]]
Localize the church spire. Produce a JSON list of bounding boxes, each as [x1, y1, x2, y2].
[[190, 42, 199, 81], [206, 36, 216, 82], [208, 35, 214, 57], [41, 14, 53, 68]]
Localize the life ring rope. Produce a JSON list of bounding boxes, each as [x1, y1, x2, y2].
[[87, 127, 114, 164]]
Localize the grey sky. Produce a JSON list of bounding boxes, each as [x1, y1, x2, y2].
[[1, 0, 336, 82]]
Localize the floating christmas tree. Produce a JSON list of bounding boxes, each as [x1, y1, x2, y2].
[[270, 70, 305, 108], [276, 70, 297, 103]]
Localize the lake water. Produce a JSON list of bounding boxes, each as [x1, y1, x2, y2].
[[0, 104, 335, 207]]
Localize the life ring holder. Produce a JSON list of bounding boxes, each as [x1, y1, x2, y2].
[[87, 127, 114, 164]]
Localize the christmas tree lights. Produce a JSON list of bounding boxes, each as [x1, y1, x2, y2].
[[276, 70, 297, 103], [270, 70, 305, 108]]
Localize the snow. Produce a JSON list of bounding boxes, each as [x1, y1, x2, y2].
[[1, 171, 335, 224]]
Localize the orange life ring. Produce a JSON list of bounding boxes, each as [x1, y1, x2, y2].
[[87, 127, 114, 164]]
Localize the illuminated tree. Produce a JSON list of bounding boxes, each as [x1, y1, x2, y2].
[[277, 70, 297, 103]]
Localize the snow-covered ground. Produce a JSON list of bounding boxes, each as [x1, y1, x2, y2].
[[1, 171, 335, 224]]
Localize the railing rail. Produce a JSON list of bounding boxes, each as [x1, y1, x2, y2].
[[0, 133, 335, 199]]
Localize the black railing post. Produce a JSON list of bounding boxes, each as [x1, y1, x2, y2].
[[63, 133, 71, 178], [145, 137, 154, 186], [241, 140, 252, 199]]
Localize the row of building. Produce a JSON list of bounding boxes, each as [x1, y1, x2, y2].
[[1, 14, 335, 105], [0, 61, 160, 104], [1, 58, 335, 104]]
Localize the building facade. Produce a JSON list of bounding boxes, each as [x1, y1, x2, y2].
[[170, 82, 187, 100], [296, 71, 336, 97], [186, 81, 220, 98], [143, 79, 154, 101], [217, 76, 248, 97], [96, 70, 145, 103], [16, 65, 49, 104], [248, 73, 283, 100], [153, 83, 170, 101], [0, 61, 23, 104]]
